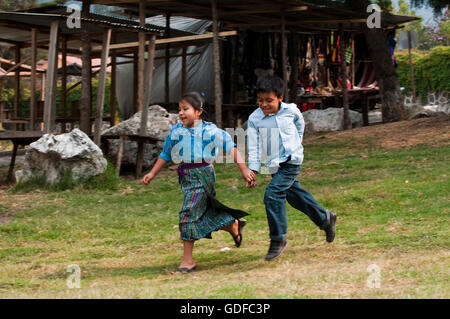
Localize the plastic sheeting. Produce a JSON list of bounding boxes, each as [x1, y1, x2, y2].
[[116, 16, 214, 119]]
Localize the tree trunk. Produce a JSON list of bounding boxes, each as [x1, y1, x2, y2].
[[346, 0, 406, 122]]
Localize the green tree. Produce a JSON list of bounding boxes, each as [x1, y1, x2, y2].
[[410, 0, 448, 15], [0, 0, 38, 11], [376, 0, 394, 12]]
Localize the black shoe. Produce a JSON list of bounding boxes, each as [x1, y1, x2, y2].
[[324, 211, 337, 243], [265, 240, 288, 261]]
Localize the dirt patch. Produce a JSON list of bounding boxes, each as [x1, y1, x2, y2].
[[304, 116, 450, 149]]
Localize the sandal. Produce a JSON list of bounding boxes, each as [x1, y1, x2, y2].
[[233, 219, 247, 248], [171, 265, 197, 274]]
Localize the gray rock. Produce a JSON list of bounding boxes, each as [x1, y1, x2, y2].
[[16, 129, 107, 184], [103, 105, 178, 168], [302, 107, 362, 135], [409, 109, 448, 119], [102, 105, 178, 137]]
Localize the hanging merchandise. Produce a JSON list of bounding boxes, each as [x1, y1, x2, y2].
[[318, 53, 325, 65], [346, 38, 352, 64], [331, 31, 336, 63]]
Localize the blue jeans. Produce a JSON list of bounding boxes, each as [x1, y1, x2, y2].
[[263, 163, 330, 241]]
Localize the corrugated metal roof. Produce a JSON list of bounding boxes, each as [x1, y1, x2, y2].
[[0, 11, 163, 34], [90, 0, 419, 31], [17, 4, 196, 37]]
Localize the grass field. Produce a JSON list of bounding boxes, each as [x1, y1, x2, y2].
[[0, 117, 449, 298]]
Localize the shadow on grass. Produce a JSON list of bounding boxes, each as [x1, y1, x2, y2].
[[41, 253, 263, 281]]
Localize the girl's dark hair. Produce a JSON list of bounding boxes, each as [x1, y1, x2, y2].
[[180, 91, 208, 120]]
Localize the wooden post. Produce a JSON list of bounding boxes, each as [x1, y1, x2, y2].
[[7, 142, 18, 182], [327, 33, 331, 87], [144, 35, 156, 106], [94, 28, 112, 146], [14, 45, 20, 129], [40, 73, 45, 102], [110, 35, 117, 126], [181, 46, 187, 96], [30, 28, 37, 130], [281, 10, 288, 101], [362, 94, 369, 126], [115, 136, 124, 175], [407, 30, 416, 103], [80, 31, 92, 134], [164, 13, 171, 105], [136, 0, 147, 178], [230, 33, 239, 104], [43, 20, 59, 134], [61, 35, 67, 121], [351, 32, 355, 87], [80, 0, 92, 134], [133, 52, 138, 114], [339, 24, 351, 130], [289, 31, 299, 104], [211, 0, 222, 128]]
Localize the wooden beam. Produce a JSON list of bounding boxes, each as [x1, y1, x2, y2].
[[94, 28, 112, 146], [212, 0, 222, 128], [0, 38, 23, 46], [0, 56, 32, 80], [226, 18, 367, 28], [43, 20, 59, 134], [93, 31, 237, 51]]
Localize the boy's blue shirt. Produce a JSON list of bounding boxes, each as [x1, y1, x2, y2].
[[247, 101, 305, 172], [159, 121, 236, 164]]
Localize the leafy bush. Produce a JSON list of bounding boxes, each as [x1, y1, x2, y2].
[[396, 46, 450, 101], [2, 76, 120, 119]]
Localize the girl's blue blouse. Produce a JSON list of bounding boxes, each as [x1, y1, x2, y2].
[[159, 121, 236, 163]]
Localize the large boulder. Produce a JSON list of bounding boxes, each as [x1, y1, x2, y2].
[[102, 105, 178, 169], [302, 107, 363, 135], [16, 129, 107, 184]]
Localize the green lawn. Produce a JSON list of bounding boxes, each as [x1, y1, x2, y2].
[[0, 133, 449, 298]]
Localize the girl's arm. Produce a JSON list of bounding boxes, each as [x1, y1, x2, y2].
[[142, 157, 168, 185], [229, 147, 255, 184]]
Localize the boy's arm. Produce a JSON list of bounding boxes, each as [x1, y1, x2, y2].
[[247, 119, 261, 173], [293, 106, 305, 143]]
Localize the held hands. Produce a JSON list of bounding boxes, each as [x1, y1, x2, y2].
[[141, 172, 155, 185], [241, 167, 257, 188]]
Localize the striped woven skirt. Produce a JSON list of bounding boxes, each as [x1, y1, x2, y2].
[[178, 165, 244, 241]]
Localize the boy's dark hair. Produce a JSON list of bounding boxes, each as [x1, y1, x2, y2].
[[180, 91, 208, 120], [256, 75, 285, 98]]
